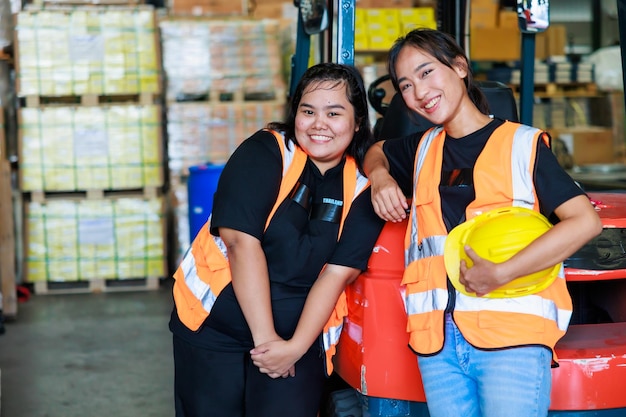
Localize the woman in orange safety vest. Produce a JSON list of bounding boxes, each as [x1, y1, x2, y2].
[[363, 29, 602, 417], [169, 62, 385, 417]]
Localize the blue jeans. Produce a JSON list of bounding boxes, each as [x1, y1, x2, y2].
[[417, 314, 552, 417]]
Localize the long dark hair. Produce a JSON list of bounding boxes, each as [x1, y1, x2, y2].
[[267, 62, 374, 173], [387, 28, 490, 115]]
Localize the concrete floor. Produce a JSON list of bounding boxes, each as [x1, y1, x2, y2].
[[0, 278, 176, 417]]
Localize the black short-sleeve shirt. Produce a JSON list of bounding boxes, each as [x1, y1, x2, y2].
[[170, 130, 385, 351], [382, 118, 585, 231]]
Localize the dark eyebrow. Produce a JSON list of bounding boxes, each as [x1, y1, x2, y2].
[[397, 61, 432, 85], [299, 102, 347, 111]]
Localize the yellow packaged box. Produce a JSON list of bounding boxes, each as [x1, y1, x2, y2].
[[25, 196, 166, 282], [356, 13, 369, 37], [19, 104, 163, 192], [355, 35, 370, 51], [15, 6, 161, 97], [368, 33, 397, 51], [402, 20, 437, 33], [398, 7, 435, 25], [355, 7, 368, 24], [358, 0, 413, 8], [365, 8, 400, 28]]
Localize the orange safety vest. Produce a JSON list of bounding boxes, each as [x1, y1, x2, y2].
[[403, 122, 572, 359], [172, 129, 370, 374]]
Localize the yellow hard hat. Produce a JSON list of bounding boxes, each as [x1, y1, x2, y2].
[[443, 206, 561, 298]]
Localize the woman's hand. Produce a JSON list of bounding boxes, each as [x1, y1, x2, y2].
[[370, 170, 409, 222], [459, 246, 508, 297], [363, 140, 408, 222], [250, 340, 300, 378], [458, 195, 603, 297]]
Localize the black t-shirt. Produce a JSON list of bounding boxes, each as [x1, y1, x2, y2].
[[382, 118, 585, 232], [170, 130, 385, 351]]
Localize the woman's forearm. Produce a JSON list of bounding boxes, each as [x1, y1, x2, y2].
[[363, 140, 389, 178], [220, 227, 280, 347], [289, 264, 360, 355]]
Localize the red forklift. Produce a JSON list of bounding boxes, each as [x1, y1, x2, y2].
[[291, 1, 626, 416]]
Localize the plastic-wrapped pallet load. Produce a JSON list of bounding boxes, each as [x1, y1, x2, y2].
[[15, 5, 161, 97], [19, 104, 163, 192], [169, 0, 247, 16], [159, 18, 286, 102], [25, 196, 166, 283], [166, 101, 284, 176]]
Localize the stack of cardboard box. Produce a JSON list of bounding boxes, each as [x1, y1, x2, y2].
[[470, 1, 520, 61], [470, 1, 567, 62], [355, 6, 436, 51]]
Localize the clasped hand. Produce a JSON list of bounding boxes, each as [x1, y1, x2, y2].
[[458, 245, 507, 297], [250, 340, 300, 379]]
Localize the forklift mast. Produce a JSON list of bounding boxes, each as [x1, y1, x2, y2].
[[618, 0, 626, 114], [290, 0, 355, 97], [436, 0, 468, 49]]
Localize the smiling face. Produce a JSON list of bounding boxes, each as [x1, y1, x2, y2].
[[395, 45, 469, 128], [294, 80, 359, 174]]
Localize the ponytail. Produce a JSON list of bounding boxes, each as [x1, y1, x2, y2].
[[467, 80, 490, 115]]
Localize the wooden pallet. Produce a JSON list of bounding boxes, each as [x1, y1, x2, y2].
[[25, 186, 161, 204], [42, 0, 143, 5], [171, 88, 286, 104], [19, 92, 160, 108], [32, 277, 160, 295], [510, 82, 599, 97]]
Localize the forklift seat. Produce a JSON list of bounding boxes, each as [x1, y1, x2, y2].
[[374, 80, 519, 140]]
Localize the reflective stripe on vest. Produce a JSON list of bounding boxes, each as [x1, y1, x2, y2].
[[172, 129, 369, 374], [403, 121, 572, 357], [177, 223, 230, 316]]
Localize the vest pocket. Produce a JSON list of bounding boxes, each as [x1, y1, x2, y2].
[[413, 183, 434, 207], [403, 260, 432, 332], [204, 240, 230, 272], [401, 259, 428, 286], [406, 311, 432, 332]]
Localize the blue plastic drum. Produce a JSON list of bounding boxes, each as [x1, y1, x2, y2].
[[187, 163, 225, 242]]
